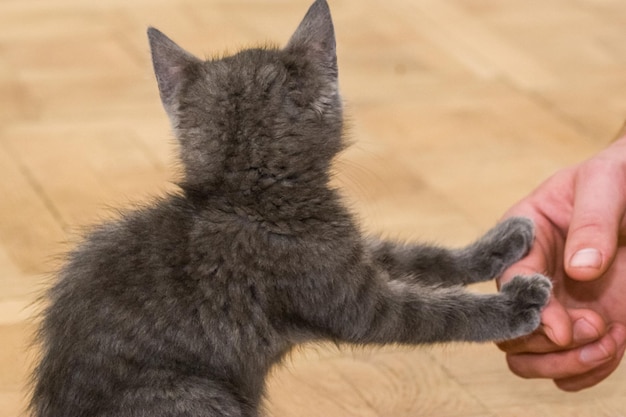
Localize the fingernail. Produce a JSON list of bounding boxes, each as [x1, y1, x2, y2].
[[573, 318, 601, 343], [580, 343, 611, 364], [570, 248, 602, 269]]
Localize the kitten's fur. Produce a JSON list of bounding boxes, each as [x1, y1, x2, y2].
[[30, 1, 551, 416]]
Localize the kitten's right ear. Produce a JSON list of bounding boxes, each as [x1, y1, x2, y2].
[[148, 28, 201, 111], [286, 0, 337, 77]]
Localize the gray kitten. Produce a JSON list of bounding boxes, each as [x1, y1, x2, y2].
[[30, 1, 551, 416]]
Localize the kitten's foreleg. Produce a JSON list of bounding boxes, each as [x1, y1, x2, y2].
[[313, 271, 551, 345], [368, 217, 534, 286]]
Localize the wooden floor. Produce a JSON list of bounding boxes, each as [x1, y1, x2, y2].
[[2, 0, 626, 416]]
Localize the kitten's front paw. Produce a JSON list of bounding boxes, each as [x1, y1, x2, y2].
[[500, 274, 552, 339], [465, 217, 535, 283]]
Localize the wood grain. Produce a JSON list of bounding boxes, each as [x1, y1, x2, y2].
[[1, 0, 625, 416]]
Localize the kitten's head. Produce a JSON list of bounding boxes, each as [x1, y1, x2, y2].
[[148, 0, 343, 197]]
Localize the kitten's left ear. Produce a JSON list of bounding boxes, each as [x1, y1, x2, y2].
[[285, 0, 337, 76], [148, 28, 201, 111]]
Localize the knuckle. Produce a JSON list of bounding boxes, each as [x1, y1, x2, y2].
[[505, 354, 532, 378]]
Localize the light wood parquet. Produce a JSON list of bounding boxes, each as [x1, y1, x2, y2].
[[1, 0, 626, 416]]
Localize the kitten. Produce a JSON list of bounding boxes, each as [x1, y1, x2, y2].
[[30, 1, 551, 416]]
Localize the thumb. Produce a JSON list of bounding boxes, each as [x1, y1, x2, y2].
[[565, 160, 625, 281]]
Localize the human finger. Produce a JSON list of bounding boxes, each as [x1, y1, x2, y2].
[[499, 309, 605, 354], [554, 324, 626, 391], [565, 158, 626, 281], [505, 325, 623, 380]]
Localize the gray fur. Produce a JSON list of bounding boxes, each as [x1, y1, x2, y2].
[[29, 1, 551, 416]]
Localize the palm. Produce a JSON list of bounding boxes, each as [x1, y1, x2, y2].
[[499, 162, 626, 390], [531, 169, 626, 328]]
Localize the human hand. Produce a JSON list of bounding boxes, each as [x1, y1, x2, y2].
[[497, 135, 626, 391]]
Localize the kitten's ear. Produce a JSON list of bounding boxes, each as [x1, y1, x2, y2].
[[148, 27, 201, 110], [285, 0, 337, 76]]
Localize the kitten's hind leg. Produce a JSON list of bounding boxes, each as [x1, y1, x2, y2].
[[116, 377, 254, 417]]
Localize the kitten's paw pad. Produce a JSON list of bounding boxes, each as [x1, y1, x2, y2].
[[501, 273, 552, 308], [490, 217, 535, 260], [501, 274, 552, 338], [468, 217, 535, 282]]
